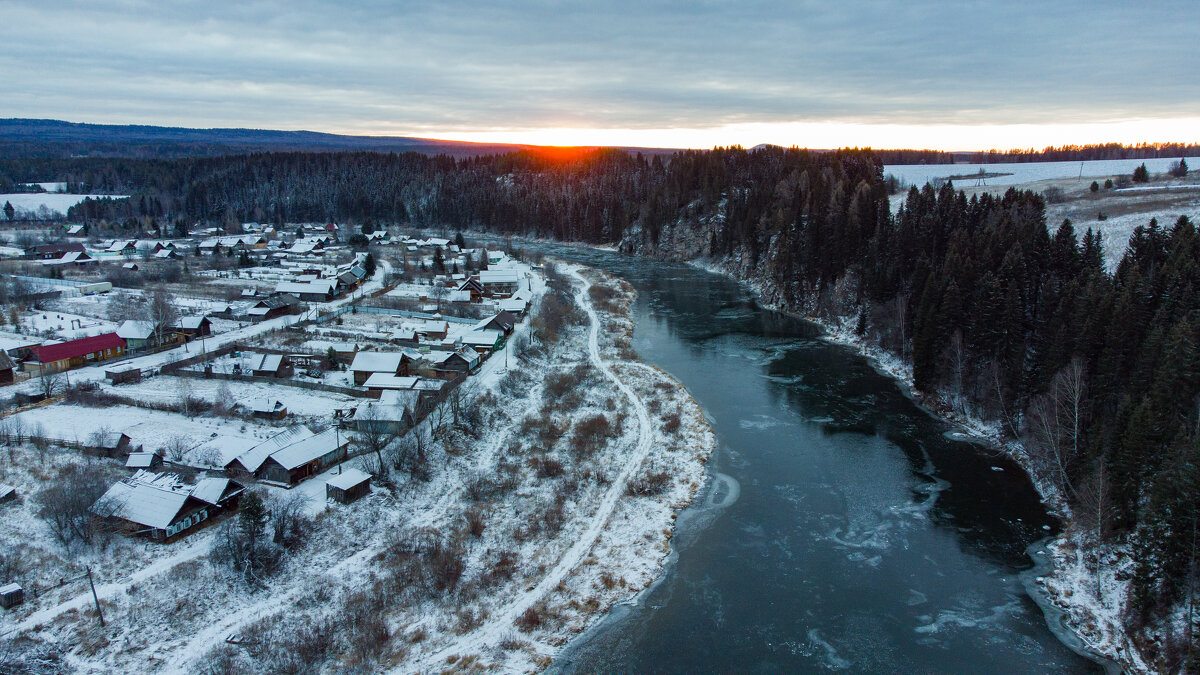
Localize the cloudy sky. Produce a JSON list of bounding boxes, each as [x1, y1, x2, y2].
[[3, 0, 1197, 149]]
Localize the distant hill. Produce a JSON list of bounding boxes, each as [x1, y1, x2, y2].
[[0, 118, 676, 159]]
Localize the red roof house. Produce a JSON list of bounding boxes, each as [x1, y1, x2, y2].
[[28, 333, 127, 375]]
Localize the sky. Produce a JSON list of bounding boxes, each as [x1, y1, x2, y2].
[[2, 0, 1198, 151]]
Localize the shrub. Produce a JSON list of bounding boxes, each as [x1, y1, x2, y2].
[[530, 456, 565, 478], [569, 414, 615, 458], [1089, 181, 1099, 193], [514, 606, 543, 632], [661, 410, 682, 433], [464, 505, 486, 537], [626, 470, 671, 497]]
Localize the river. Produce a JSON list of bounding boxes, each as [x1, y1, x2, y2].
[[517, 243, 1106, 674]]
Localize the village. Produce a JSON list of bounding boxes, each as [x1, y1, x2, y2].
[[0, 220, 715, 673], [0, 224, 533, 579]]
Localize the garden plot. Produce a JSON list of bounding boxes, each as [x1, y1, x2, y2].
[[19, 309, 117, 340], [12, 403, 276, 458], [102, 375, 357, 418]]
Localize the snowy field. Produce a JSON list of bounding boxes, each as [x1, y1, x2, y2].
[[0, 192, 128, 217], [101, 375, 359, 418], [11, 403, 279, 456], [884, 156, 1193, 189], [19, 308, 118, 340]]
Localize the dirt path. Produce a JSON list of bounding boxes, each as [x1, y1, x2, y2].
[[408, 265, 656, 669]]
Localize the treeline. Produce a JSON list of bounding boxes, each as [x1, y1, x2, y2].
[[970, 142, 1200, 163]]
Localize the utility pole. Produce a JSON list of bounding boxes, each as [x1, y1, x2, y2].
[[85, 566, 104, 627]]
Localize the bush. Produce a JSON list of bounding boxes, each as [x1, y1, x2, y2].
[[464, 505, 486, 537], [626, 470, 671, 497], [1042, 186, 1065, 204], [1090, 181, 1099, 193], [514, 606, 544, 632], [569, 414, 615, 458], [1132, 163, 1150, 183], [530, 456, 565, 478], [1169, 158, 1189, 178]]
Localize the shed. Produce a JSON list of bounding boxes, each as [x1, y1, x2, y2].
[[244, 353, 292, 378], [0, 483, 16, 503], [90, 432, 133, 456], [248, 399, 288, 420], [0, 583, 23, 609], [125, 451, 163, 470], [106, 365, 142, 384], [326, 469, 371, 504]]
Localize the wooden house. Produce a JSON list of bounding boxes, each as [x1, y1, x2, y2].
[[274, 280, 336, 302], [174, 315, 212, 339], [0, 351, 14, 385], [326, 469, 371, 504], [351, 392, 418, 434], [349, 351, 416, 385], [245, 294, 303, 322], [24, 333, 126, 375], [26, 242, 85, 260], [456, 276, 485, 302], [92, 471, 244, 541], [433, 347, 480, 379], [227, 426, 349, 486], [243, 353, 292, 378], [475, 311, 517, 335]]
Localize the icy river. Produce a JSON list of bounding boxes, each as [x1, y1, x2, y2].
[[519, 244, 1108, 673]]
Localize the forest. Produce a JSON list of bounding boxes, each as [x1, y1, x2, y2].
[[969, 141, 1200, 163], [3, 145, 1197, 667]]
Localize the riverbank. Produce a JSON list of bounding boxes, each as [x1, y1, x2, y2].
[[680, 254, 1143, 673]]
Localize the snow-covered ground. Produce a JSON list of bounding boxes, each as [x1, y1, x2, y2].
[[0, 193, 128, 218], [0, 260, 717, 674], [884, 156, 1193, 188], [18, 309, 118, 340]]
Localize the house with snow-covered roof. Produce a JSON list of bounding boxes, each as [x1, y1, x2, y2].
[[349, 350, 419, 385], [92, 470, 244, 541]]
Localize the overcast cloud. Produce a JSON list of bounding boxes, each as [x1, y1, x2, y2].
[[2, 0, 1197, 143]]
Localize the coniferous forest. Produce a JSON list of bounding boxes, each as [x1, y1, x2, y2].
[[4, 146, 1198, 665]]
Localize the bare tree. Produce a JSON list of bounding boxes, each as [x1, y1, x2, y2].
[[147, 287, 180, 347], [36, 465, 113, 548], [1027, 358, 1088, 497], [354, 407, 398, 480], [1074, 460, 1114, 601], [946, 329, 968, 414], [39, 370, 65, 399]]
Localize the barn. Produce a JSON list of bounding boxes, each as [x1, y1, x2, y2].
[[326, 469, 371, 504]]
